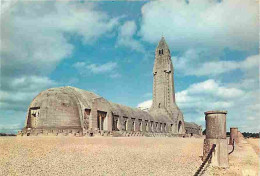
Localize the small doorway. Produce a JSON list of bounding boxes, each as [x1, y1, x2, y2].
[[178, 121, 183, 133], [139, 119, 142, 131], [151, 121, 154, 132], [27, 107, 40, 128], [123, 117, 128, 131], [112, 115, 119, 131], [97, 111, 107, 131], [131, 118, 135, 131]]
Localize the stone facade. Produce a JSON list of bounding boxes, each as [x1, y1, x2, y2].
[[19, 37, 201, 137], [184, 122, 202, 137]]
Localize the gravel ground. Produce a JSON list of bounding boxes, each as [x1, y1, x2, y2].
[[204, 138, 259, 176], [246, 138, 259, 155], [0, 137, 203, 176]]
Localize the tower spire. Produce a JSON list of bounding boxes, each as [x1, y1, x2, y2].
[[157, 36, 169, 50], [151, 37, 175, 112]]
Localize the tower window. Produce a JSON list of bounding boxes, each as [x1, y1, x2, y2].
[[85, 108, 91, 115], [159, 49, 163, 55]]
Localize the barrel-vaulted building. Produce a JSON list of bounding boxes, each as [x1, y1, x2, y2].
[[20, 37, 202, 137]]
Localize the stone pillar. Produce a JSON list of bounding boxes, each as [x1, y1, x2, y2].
[[90, 99, 98, 131], [89, 111, 98, 131], [229, 127, 238, 145], [99, 115, 102, 130], [107, 112, 113, 132], [138, 119, 142, 132], [118, 116, 122, 131], [237, 131, 244, 141], [203, 111, 229, 168], [126, 119, 131, 132], [142, 120, 146, 132], [148, 121, 152, 132]]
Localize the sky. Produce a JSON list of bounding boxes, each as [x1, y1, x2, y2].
[[0, 0, 259, 133]]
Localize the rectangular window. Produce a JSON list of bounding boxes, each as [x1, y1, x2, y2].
[[85, 109, 91, 115], [28, 107, 40, 128]]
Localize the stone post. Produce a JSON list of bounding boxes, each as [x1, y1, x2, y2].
[[237, 131, 244, 141], [229, 127, 238, 145], [203, 111, 229, 168]]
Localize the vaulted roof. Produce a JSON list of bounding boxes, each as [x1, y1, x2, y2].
[[29, 86, 174, 124]]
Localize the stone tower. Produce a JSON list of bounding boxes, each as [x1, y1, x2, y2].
[[150, 37, 185, 134], [151, 37, 176, 110]]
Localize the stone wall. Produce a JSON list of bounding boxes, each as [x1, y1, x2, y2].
[[185, 127, 201, 136]]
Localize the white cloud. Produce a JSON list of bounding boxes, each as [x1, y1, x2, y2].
[[1, 1, 120, 77], [247, 116, 256, 121], [137, 100, 152, 110], [117, 20, 144, 52], [73, 61, 119, 77], [175, 80, 245, 110], [119, 21, 137, 37], [87, 62, 118, 74], [241, 55, 260, 69], [137, 79, 259, 132], [186, 79, 245, 99], [0, 76, 57, 111], [143, 92, 152, 98], [1, 0, 18, 15], [174, 51, 259, 76], [1, 1, 120, 100], [0, 1, 120, 132], [138, 79, 243, 109], [140, 0, 258, 51]]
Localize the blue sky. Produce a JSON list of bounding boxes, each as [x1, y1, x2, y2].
[[1, 0, 259, 133]]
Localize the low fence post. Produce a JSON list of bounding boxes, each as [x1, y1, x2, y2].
[[203, 111, 229, 168], [229, 127, 238, 145]]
